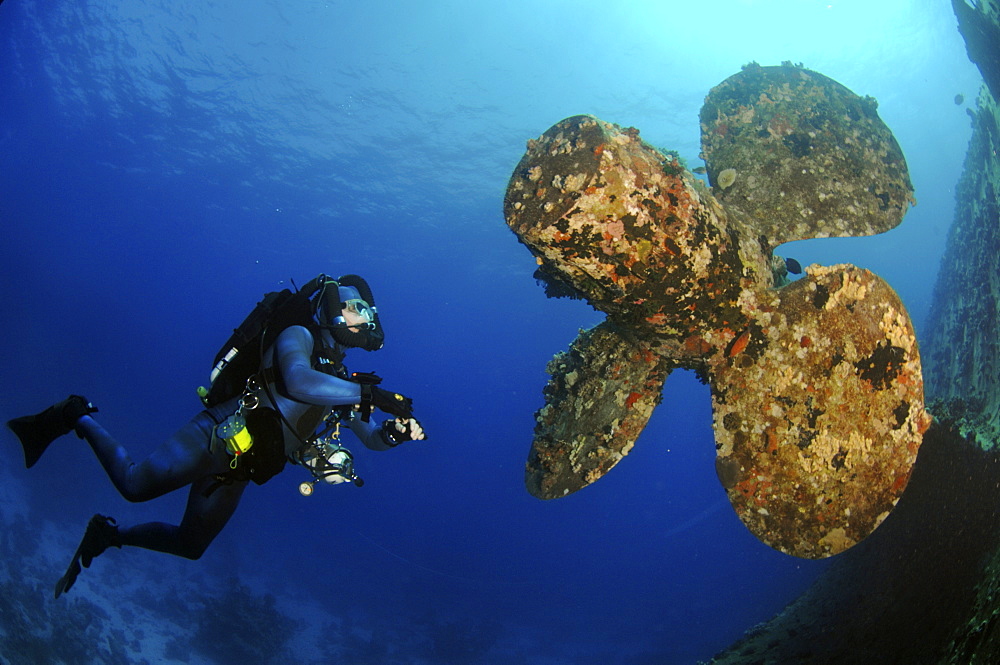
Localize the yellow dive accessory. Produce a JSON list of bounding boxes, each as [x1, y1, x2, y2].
[[217, 412, 253, 468], [213, 378, 263, 468]]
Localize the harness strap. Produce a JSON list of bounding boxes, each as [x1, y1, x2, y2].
[[358, 383, 374, 422]]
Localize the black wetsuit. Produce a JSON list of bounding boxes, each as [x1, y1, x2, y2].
[[75, 325, 390, 559]]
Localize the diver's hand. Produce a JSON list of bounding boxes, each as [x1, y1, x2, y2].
[[400, 417, 425, 441], [381, 417, 425, 446]]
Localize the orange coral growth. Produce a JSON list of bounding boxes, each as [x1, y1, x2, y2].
[[684, 335, 712, 355], [765, 428, 779, 454], [729, 330, 751, 357], [735, 476, 774, 505], [735, 477, 757, 497]]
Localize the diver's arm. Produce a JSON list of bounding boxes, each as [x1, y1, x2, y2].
[[344, 415, 394, 451], [346, 415, 425, 451], [274, 325, 363, 407]]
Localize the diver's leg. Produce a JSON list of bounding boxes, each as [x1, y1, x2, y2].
[[54, 479, 246, 597], [117, 475, 248, 559], [76, 411, 219, 502]]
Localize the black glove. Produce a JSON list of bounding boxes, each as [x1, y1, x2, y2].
[[381, 418, 423, 447], [351, 372, 413, 422], [370, 387, 413, 420]]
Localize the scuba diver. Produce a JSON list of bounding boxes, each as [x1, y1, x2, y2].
[[7, 274, 425, 598]]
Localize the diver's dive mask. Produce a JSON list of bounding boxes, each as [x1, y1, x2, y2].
[[332, 297, 376, 329], [314, 274, 385, 351]]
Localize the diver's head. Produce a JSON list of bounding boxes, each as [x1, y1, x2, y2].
[[315, 275, 384, 351], [334, 285, 374, 330]]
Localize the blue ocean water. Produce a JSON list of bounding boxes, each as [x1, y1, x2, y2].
[[0, 1, 983, 663]]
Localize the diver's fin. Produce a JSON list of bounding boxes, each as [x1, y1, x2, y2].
[[526, 320, 671, 499], [708, 265, 930, 558], [6, 395, 97, 469], [54, 514, 120, 599]]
